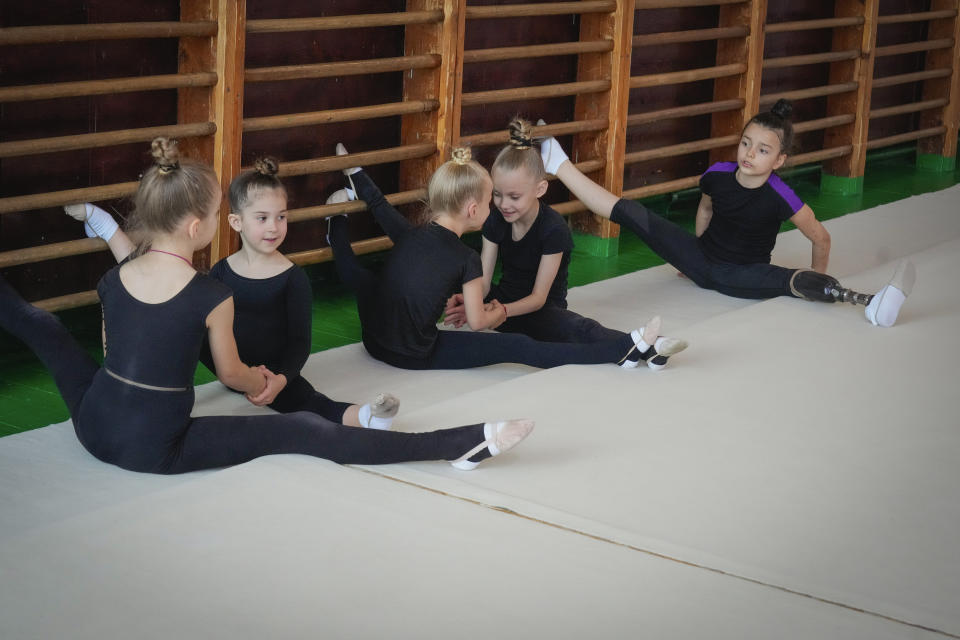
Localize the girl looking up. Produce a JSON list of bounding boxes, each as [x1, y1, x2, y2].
[[539, 102, 915, 327], [2, 138, 532, 474], [444, 117, 686, 370], [326, 144, 674, 370]]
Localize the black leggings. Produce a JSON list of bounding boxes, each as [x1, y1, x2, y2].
[[0, 277, 485, 475], [610, 199, 798, 300], [487, 286, 626, 344], [329, 173, 635, 370], [267, 375, 352, 423]]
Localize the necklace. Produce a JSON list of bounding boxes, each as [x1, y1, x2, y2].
[[148, 248, 194, 268]]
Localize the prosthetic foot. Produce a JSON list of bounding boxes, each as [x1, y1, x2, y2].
[[790, 269, 873, 305], [865, 260, 916, 327]]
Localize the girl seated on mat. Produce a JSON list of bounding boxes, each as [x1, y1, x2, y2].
[[65, 158, 399, 430], [325, 143, 678, 370], [442, 117, 686, 370], [0, 137, 533, 474], [537, 100, 915, 327]]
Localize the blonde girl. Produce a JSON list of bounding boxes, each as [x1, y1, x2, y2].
[[2, 138, 532, 473], [444, 118, 686, 370], [327, 144, 662, 369]]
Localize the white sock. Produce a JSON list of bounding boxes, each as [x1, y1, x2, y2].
[[539, 136, 569, 175], [356, 403, 392, 430], [83, 203, 119, 241], [864, 285, 906, 327], [357, 394, 399, 430], [630, 328, 653, 353]]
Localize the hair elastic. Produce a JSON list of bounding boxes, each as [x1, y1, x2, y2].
[[509, 132, 533, 150]]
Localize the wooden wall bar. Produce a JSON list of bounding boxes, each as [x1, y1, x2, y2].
[[2, 0, 959, 310]]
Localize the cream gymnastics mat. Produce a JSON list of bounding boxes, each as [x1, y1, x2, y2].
[[1, 184, 959, 638]]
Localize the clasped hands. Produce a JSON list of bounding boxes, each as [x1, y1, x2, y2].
[[246, 365, 287, 407], [443, 293, 507, 330]]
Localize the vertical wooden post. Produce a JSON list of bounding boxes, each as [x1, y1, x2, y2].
[[179, 0, 246, 267], [821, 0, 878, 195], [709, 0, 768, 165], [918, 0, 960, 172], [400, 0, 464, 194], [570, 0, 635, 256]]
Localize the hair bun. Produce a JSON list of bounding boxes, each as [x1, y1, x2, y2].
[[451, 147, 473, 165], [150, 137, 181, 174], [254, 156, 279, 177], [771, 99, 794, 121], [507, 117, 533, 149]]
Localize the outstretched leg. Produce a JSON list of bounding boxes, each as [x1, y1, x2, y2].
[[164, 411, 532, 473], [0, 276, 99, 420], [336, 143, 414, 241], [790, 260, 916, 327]]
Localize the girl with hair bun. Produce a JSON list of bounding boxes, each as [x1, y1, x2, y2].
[[442, 117, 687, 370], [5, 137, 534, 473], [326, 143, 664, 369], [539, 101, 915, 327], [66, 155, 402, 430]]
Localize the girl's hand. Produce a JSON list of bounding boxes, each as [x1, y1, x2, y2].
[[246, 367, 286, 406], [486, 300, 508, 329], [443, 293, 467, 327], [444, 293, 464, 315]]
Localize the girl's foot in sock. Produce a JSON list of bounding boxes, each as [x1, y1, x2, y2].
[[535, 119, 569, 175], [865, 260, 916, 327], [357, 393, 400, 430], [645, 336, 689, 371], [619, 315, 661, 369], [451, 419, 535, 471], [324, 189, 355, 244], [64, 203, 119, 241]]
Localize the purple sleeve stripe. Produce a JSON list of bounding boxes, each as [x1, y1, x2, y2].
[[702, 161, 738, 177], [767, 173, 804, 213]]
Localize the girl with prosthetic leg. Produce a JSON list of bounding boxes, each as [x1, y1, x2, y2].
[[326, 145, 661, 370], [443, 117, 687, 370], [65, 159, 399, 430], [2, 137, 532, 474], [538, 103, 916, 327]]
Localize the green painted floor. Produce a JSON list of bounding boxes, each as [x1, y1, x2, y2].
[[1, 148, 957, 437]]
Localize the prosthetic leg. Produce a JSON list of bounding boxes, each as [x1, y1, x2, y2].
[[789, 260, 916, 327], [790, 269, 873, 305]]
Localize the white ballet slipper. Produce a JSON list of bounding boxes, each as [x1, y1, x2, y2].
[[619, 315, 661, 369], [325, 188, 356, 205], [336, 142, 362, 177], [645, 336, 689, 371], [451, 419, 535, 471]]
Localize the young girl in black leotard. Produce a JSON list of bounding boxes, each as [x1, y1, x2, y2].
[[326, 145, 666, 370], [2, 137, 532, 473], [68, 160, 400, 430], [538, 102, 916, 327], [442, 117, 687, 370]]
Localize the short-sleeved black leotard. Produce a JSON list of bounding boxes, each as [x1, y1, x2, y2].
[[482, 201, 573, 307]]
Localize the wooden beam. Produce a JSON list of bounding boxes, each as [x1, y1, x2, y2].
[[399, 0, 463, 198], [178, 0, 246, 265], [919, 0, 960, 159], [570, 0, 634, 241], [823, 0, 878, 181], [710, 0, 767, 165]]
